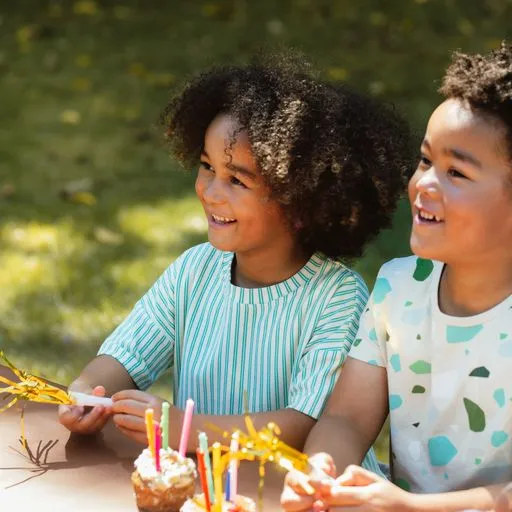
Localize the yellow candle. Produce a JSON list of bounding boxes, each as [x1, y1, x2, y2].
[[145, 408, 155, 462], [212, 442, 223, 512]]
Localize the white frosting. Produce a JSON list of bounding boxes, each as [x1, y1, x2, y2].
[[134, 448, 196, 489], [181, 494, 256, 512]]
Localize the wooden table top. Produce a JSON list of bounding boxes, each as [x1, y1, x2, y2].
[[0, 365, 285, 512]]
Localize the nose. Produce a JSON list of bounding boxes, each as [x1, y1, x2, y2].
[[201, 175, 226, 205], [414, 167, 441, 198]]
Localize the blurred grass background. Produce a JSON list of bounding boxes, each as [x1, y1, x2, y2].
[[0, 0, 510, 460]]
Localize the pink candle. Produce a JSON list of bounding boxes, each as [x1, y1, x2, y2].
[[229, 432, 239, 499], [155, 424, 161, 472], [178, 399, 195, 456]]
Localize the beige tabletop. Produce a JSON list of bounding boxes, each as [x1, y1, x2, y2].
[[0, 365, 285, 512]]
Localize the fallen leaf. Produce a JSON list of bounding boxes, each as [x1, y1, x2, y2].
[[60, 110, 81, 125], [94, 227, 124, 246]]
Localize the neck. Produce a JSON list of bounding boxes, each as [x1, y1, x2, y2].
[[439, 259, 512, 316], [233, 244, 311, 288]]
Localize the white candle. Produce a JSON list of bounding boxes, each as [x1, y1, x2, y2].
[[69, 391, 113, 407]]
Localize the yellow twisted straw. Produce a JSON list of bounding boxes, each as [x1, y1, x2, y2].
[[0, 350, 74, 412]]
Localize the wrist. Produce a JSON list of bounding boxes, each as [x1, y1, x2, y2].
[[399, 490, 423, 512]]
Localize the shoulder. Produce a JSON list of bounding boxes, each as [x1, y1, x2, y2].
[[313, 256, 370, 305], [172, 242, 224, 276], [373, 256, 441, 303]]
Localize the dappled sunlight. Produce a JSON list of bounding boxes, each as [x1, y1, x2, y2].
[[1, 221, 85, 254], [117, 196, 206, 248]]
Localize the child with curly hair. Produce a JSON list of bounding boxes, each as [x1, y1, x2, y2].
[[58, 54, 413, 460], [282, 42, 512, 511]]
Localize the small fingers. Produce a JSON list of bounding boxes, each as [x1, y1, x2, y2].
[[112, 398, 150, 418], [59, 403, 110, 435], [309, 453, 336, 478], [281, 485, 315, 512], [116, 425, 149, 445], [336, 465, 380, 487], [285, 471, 316, 496], [59, 405, 85, 429], [113, 413, 146, 432]]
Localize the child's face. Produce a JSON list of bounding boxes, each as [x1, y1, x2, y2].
[[195, 113, 293, 255], [408, 99, 512, 265]]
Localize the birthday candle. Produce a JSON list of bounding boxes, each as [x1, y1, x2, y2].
[[212, 442, 223, 512], [229, 432, 239, 500], [155, 424, 162, 472], [196, 448, 212, 512], [145, 408, 155, 462], [199, 432, 215, 504], [225, 469, 231, 502], [178, 399, 194, 456], [161, 402, 170, 450]]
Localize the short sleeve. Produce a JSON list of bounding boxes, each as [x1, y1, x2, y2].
[[98, 261, 177, 390], [287, 272, 369, 419], [348, 268, 391, 368]]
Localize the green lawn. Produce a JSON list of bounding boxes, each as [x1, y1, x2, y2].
[[1, 0, 510, 460]]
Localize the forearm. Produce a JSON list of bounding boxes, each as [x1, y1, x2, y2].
[[71, 355, 136, 396], [408, 484, 507, 512], [303, 414, 370, 475], [171, 407, 316, 454]]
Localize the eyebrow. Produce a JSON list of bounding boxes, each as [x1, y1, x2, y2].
[[201, 150, 258, 180], [421, 139, 482, 169]]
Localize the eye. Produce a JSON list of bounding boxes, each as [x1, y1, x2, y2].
[[230, 175, 247, 188], [447, 168, 467, 179], [199, 160, 213, 172], [419, 155, 431, 167]]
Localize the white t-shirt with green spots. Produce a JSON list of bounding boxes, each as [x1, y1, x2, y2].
[[98, 243, 382, 475], [349, 256, 512, 493]]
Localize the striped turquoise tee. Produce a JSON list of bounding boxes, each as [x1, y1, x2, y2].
[[98, 243, 383, 473]]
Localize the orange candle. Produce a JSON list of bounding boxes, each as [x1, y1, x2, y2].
[[196, 448, 212, 511], [145, 408, 155, 462]]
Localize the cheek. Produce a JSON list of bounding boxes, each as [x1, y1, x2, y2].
[[407, 173, 419, 204], [195, 175, 204, 198]]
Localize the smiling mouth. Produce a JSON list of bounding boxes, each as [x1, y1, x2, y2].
[[416, 207, 444, 224], [211, 213, 237, 225]]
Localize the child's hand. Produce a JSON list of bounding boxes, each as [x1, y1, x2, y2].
[[59, 383, 112, 435], [325, 465, 412, 511], [281, 453, 336, 511], [111, 390, 168, 444]]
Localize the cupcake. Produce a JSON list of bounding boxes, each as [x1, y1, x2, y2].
[[132, 447, 197, 512], [180, 493, 256, 512]]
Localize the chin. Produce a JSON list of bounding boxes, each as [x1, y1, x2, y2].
[[207, 237, 236, 253], [409, 238, 443, 262]]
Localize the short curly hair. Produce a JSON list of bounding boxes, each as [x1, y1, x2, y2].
[[161, 55, 415, 260], [440, 41, 512, 160]]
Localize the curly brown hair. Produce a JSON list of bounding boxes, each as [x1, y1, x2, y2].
[[161, 55, 415, 260], [440, 41, 512, 160]]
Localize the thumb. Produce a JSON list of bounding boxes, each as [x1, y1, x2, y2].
[[309, 452, 336, 478], [336, 465, 380, 487], [92, 385, 106, 397]]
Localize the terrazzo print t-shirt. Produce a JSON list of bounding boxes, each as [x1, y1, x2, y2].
[[349, 256, 512, 493]]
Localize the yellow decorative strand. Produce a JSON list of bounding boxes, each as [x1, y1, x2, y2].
[[0, 351, 76, 455], [0, 351, 75, 410], [205, 415, 311, 512]]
